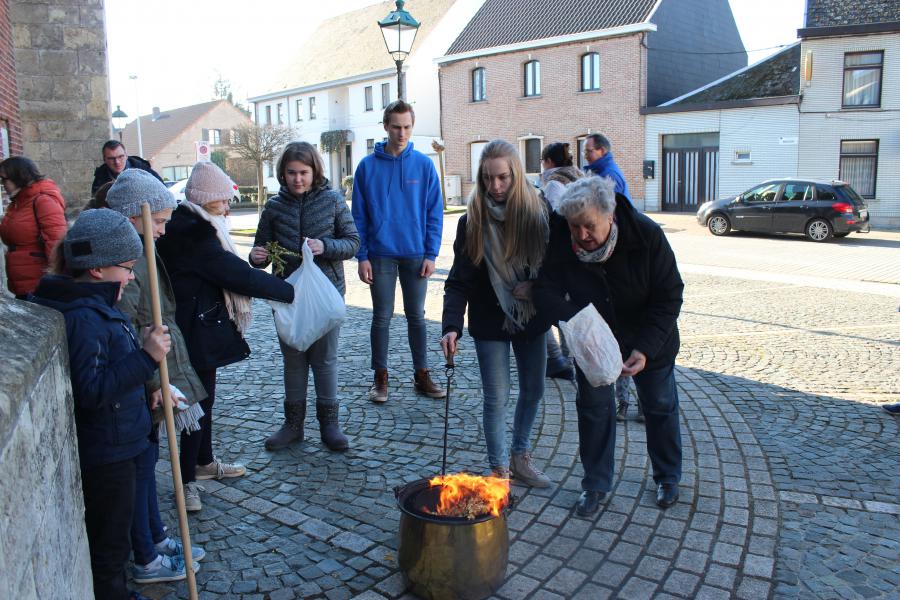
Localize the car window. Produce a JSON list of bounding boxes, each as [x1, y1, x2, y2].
[[837, 185, 866, 205], [782, 183, 812, 202], [741, 183, 780, 203], [816, 186, 837, 201]]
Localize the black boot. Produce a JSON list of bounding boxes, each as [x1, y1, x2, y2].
[[316, 402, 349, 451], [265, 401, 306, 450]]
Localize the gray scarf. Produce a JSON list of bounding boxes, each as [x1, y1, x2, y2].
[[573, 221, 618, 264], [482, 196, 543, 333]]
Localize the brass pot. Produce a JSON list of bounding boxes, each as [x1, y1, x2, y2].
[[395, 478, 510, 600]]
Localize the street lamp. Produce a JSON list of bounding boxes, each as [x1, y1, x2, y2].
[[111, 105, 128, 141], [129, 74, 144, 157], [378, 0, 420, 101]]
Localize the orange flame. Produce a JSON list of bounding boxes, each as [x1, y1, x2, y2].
[[428, 472, 510, 518]]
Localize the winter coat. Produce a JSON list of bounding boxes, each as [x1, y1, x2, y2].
[[251, 182, 359, 295], [442, 214, 552, 343], [31, 276, 155, 469], [533, 194, 683, 370], [157, 204, 294, 371], [351, 141, 443, 261], [118, 250, 207, 421], [584, 152, 631, 203], [0, 179, 67, 295], [91, 156, 163, 195]]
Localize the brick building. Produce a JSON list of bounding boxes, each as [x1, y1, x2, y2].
[[0, 0, 22, 162], [436, 0, 747, 204]]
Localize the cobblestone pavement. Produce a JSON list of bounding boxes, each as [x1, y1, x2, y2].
[[138, 215, 900, 599]]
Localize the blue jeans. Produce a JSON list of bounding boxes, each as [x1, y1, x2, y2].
[[574, 370, 617, 492], [369, 257, 428, 371], [633, 362, 682, 485], [474, 337, 546, 469], [131, 441, 166, 566], [280, 325, 340, 408]]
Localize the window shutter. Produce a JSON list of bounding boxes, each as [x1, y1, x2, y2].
[[202, 128, 209, 142]]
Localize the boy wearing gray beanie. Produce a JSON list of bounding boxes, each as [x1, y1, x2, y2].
[[31, 208, 172, 600]]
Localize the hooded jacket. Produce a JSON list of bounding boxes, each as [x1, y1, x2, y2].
[[31, 276, 156, 469], [350, 141, 443, 261], [251, 181, 359, 295], [91, 155, 164, 195], [0, 179, 67, 295], [585, 152, 631, 203]]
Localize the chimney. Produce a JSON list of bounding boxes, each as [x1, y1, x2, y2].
[[152, 106, 161, 121]]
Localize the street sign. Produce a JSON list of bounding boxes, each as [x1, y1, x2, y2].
[[195, 141, 211, 162]]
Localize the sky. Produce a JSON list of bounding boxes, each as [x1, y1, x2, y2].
[[106, 0, 807, 121]]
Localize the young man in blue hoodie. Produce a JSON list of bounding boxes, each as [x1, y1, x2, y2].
[[351, 100, 445, 403]]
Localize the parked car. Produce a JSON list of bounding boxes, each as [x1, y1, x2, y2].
[[696, 179, 870, 242], [168, 178, 241, 205]]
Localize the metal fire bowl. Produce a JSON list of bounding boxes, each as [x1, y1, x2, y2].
[[395, 478, 510, 600]]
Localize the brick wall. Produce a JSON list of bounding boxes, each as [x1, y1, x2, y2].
[[0, 0, 22, 160], [439, 34, 646, 204]]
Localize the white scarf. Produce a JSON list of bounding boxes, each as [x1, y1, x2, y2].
[[182, 202, 253, 333]]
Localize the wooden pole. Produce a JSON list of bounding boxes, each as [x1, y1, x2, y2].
[[431, 139, 448, 210], [140, 203, 199, 600]]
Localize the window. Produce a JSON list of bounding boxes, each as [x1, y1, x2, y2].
[[264, 105, 272, 125], [733, 149, 751, 163], [581, 53, 600, 91], [740, 183, 779, 203], [524, 60, 541, 97], [472, 67, 486, 102], [839, 140, 878, 198], [276, 103, 284, 124], [381, 83, 390, 108], [366, 139, 375, 155], [815, 185, 837, 201], [522, 138, 542, 174], [162, 166, 189, 181], [296, 99, 303, 121], [576, 138, 588, 169], [266, 161, 274, 177], [206, 129, 221, 145], [309, 97, 317, 120], [843, 51, 883, 108], [229, 129, 239, 145], [364, 86, 373, 111], [470, 141, 487, 182], [782, 183, 812, 202]]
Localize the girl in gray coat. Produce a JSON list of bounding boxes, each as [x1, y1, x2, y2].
[[250, 142, 360, 451]]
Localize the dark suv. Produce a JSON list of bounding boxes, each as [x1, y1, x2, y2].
[[696, 179, 870, 242]]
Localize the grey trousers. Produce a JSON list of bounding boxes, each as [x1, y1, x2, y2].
[[279, 325, 340, 408]]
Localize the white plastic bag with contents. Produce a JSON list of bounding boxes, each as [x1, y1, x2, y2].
[[269, 238, 346, 351], [558, 303, 623, 387]]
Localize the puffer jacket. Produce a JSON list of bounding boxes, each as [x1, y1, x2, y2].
[[118, 250, 207, 422], [0, 179, 67, 295], [251, 181, 359, 295], [31, 276, 155, 469], [157, 204, 294, 370]]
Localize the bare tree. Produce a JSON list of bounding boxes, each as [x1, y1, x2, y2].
[[228, 123, 293, 211]]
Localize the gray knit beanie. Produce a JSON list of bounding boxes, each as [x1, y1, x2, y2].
[[106, 169, 177, 217], [63, 209, 144, 270], [185, 161, 236, 205]]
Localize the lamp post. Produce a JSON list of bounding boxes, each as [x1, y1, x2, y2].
[[129, 74, 144, 157], [378, 0, 420, 101], [111, 105, 128, 141]]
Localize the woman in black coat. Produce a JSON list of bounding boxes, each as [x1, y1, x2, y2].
[[157, 162, 293, 512], [533, 176, 684, 516]]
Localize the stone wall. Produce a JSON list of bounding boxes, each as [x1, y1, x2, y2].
[[9, 0, 111, 213], [0, 298, 94, 598]]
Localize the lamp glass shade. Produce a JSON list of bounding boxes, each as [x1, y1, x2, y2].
[[378, 1, 420, 61]]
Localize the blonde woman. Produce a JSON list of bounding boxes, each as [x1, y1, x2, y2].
[[440, 140, 553, 487]]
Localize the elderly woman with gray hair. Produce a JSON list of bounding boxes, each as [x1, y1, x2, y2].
[[533, 176, 684, 517]]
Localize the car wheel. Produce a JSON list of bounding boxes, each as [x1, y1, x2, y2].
[[707, 213, 731, 236], [805, 218, 833, 242], [834, 232, 849, 238]]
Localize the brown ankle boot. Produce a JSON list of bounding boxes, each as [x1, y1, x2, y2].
[[414, 368, 446, 398], [369, 369, 388, 403]]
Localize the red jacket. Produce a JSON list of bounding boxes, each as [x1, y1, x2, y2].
[[0, 179, 67, 295]]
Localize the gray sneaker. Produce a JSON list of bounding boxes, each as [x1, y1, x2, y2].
[[183, 482, 204, 512], [510, 453, 552, 488], [132, 554, 198, 584]]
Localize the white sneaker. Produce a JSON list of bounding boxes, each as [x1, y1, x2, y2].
[[183, 482, 204, 512], [196, 457, 246, 480]]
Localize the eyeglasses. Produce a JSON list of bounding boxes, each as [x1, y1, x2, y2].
[[114, 263, 135, 274]]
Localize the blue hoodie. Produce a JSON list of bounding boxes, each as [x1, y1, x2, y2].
[[351, 141, 443, 261], [585, 151, 632, 203]]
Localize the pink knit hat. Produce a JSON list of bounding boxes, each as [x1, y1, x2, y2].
[[185, 161, 235, 205]]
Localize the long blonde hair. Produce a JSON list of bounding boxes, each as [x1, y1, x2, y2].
[[466, 139, 547, 268]]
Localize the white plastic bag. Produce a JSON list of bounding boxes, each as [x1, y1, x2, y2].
[[558, 303, 623, 387], [269, 239, 346, 351]]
